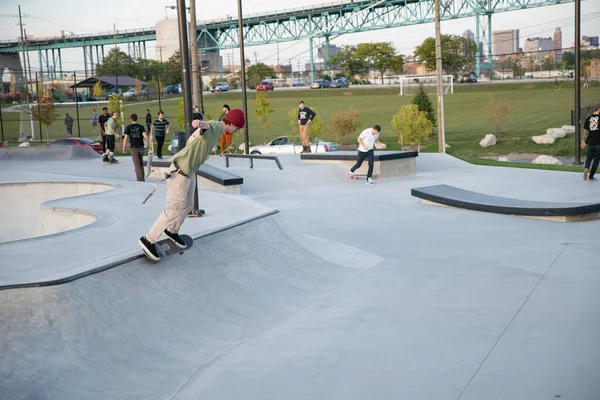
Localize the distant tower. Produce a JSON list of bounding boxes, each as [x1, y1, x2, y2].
[[554, 27, 563, 63]]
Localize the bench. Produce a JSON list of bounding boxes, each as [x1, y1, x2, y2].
[[411, 184, 600, 222], [143, 160, 243, 195], [224, 153, 283, 170], [301, 150, 417, 178]]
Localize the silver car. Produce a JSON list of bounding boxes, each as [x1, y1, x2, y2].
[[248, 135, 338, 154]]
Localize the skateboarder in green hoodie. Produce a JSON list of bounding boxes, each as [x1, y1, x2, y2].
[[139, 108, 246, 261]]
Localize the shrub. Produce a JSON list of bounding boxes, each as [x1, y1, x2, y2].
[[391, 104, 433, 151], [484, 96, 511, 134], [410, 83, 436, 127], [326, 106, 361, 145]]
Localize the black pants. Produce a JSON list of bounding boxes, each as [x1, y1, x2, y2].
[[101, 134, 107, 152], [156, 135, 165, 158], [351, 149, 374, 178], [106, 135, 115, 153], [146, 123, 151, 133], [131, 147, 145, 181], [585, 144, 600, 178]]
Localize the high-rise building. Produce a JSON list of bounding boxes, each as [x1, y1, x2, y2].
[[524, 37, 554, 60], [492, 29, 520, 59], [553, 27, 562, 63], [582, 36, 599, 49], [463, 30, 475, 42]]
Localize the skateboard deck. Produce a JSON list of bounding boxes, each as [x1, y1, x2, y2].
[[154, 234, 194, 259], [146, 136, 154, 178]]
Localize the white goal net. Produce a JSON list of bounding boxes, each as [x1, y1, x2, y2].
[[397, 74, 454, 96]]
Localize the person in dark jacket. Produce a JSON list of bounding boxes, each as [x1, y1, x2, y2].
[[297, 101, 316, 153]]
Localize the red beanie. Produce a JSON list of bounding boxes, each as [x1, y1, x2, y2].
[[225, 108, 245, 129]]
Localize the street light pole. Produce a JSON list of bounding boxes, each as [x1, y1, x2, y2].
[[574, 0, 582, 165], [176, 0, 202, 217], [434, 0, 446, 153], [237, 0, 250, 154]]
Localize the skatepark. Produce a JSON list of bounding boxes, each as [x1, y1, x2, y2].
[[1, 146, 599, 399]]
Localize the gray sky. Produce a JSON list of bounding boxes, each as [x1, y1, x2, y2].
[[1, 0, 599, 78]]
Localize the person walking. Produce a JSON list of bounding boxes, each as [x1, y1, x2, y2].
[[151, 111, 171, 159], [122, 113, 149, 181], [297, 101, 316, 153], [138, 108, 246, 261], [98, 107, 110, 153], [582, 106, 600, 181], [64, 113, 74, 137], [348, 125, 386, 185], [145, 109, 152, 134], [92, 110, 98, 134]]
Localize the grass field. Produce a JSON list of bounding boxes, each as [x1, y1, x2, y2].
[[2, 80, 598, 160]]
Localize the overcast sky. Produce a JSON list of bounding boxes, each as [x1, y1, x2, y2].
[[1, 0, 599, 79]]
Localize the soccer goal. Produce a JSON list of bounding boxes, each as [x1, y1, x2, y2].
[[398, 74, 454, 96]]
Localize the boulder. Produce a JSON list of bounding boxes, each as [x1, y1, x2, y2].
[[479, 133, 497, 148], [532, 155, 562, 165], [562, 125, 576, 134], [498, 157, 511, 162], [547, 128, 566, 138], [532, 134, 556, 144]]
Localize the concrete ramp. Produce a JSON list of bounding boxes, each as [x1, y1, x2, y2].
[[0, 215, 371, 400], [0, 145, 100, 160]]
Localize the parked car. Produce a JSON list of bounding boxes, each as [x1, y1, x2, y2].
[[47, 137, 103, 154], [256, 80, 274, 91], [163, 85, 179, 94], [460, 73, 477, 83], [211, 82, 229, 92], [248, 135, 338, 154], [123, 89, 137, 99], [310, 79, 330, 89], [329, 78, 349, 88]]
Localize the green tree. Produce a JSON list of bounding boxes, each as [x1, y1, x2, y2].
[[327, 107, 361, 145], [356, 42, 404, 84], [255, 92, 273, 144], [176, 99, 185, 130], [135, 59, 163, 83], [330, 45, 369, 79], [414, 34, 478, 75], [92, 81, 103, 98], [411, 84, 436, 128], [247, 63, 276, 89], [541, 57, 554, 77], [95, 48, 137, 77], [510, 58, 524, 78], [484, 96, 511, 134], [31, 95, 59, 142], [163, 51, 182, 86], [391, 104, 433, 151], [108, 94, 124, 135]]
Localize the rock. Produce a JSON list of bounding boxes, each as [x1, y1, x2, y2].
[[445, 143, 451, 148], [532, 155, 562, 165], [18, 142, 30, 147], [547, 128, 566, 138], [479, 133, 497, 148], [498, 157, 511, 162], [532, 134, 556, 144], [562, 125, 576, 134]]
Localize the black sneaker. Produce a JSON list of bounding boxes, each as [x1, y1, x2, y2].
[[164, 229, 186, 248], [139, 236, 160, 261]]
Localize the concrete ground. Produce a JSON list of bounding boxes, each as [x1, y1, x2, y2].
[[1, 150, 599, 400]]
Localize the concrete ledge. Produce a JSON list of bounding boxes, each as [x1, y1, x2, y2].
[[0, 145, 100, 160], [301, 151, 417, 178], [413, 184, 600, 221]]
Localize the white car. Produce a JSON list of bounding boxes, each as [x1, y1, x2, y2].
[[248, 135, 339, 154]]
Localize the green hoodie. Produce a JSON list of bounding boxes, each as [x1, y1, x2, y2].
[[169, 121, 222, 177]]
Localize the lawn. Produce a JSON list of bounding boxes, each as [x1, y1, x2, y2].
[[2, 80, 597, 160]]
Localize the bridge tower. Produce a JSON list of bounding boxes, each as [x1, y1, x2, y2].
[[0, 53, 26, 93]]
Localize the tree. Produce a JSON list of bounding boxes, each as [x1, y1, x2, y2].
[[92, 81, 103, 98], [176, 99, 186, 130], [411, 84, 436, 128], [163, 51, 182, 86], [31, 95, 59, 142], [414, 34, 478, 75], [356, 42, 404, 84], [484, 97, 511, 134], [542, 57, 554, 77], [108, 94, 124, 136], [510, 58, 524, 78], [391, 104, 433, 151], [327, 107, 361, 146], [95, 48, 137, 77], [247, 63, 276, 89], [330, 45, 369, 79], [255, 92, 273, 144]]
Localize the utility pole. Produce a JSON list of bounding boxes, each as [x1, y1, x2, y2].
[[574, 0, 582, 165], [17, 6, 30, 100], [254, 51, 258, 65], [156, 46, 164, 111], [176, 0, 202, 217], [238, 0, 250, 154], [188, 0, 201, 112], [434, 0, 446, 153]]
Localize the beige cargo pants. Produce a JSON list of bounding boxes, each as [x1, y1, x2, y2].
[[146, 164, 195, 243], [299, 124, 310, 146]]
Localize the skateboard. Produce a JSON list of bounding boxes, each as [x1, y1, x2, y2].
[[153, 234, 194, 260], [146, 137, 154, 178]]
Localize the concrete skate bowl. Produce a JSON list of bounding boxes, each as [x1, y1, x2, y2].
[[0, 182, 115, 243], [0, 145, 99, 160], [0, 215, 382, 400]]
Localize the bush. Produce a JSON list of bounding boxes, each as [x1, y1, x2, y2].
[[484, 96, 511, 134], [326, 106, 361, 145], [391, 104, 433, 151], [411, 83, 436, 127]]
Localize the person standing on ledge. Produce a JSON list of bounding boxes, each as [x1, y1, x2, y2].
[[348, 124, 386, 185], [138, 108, 246, 262], [582, 105, 600, 181], [297, 101, 316, 154]]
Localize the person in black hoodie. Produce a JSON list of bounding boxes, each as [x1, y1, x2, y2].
[[297, 101, 316, 153], [145, 109, 152, 133], [582, 106, 600, 181]]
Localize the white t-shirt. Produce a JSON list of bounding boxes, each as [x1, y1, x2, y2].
[[358, 128, 379, 152]]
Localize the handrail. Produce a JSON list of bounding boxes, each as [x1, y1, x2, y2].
[[224, 153, 283, 170]]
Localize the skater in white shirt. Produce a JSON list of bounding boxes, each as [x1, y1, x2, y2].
[[348, 125, 386, 184]]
